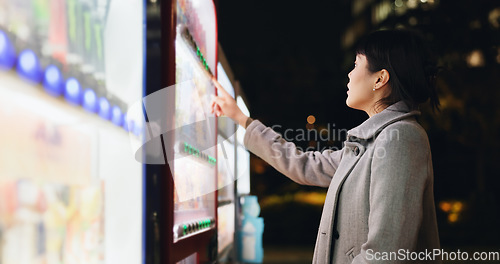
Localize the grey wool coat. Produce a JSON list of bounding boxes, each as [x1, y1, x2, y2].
[[244, 101, 441, 263]]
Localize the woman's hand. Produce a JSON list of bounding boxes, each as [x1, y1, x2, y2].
[[211, 77, 249, 127]]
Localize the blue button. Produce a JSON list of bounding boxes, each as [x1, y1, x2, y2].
[[98, 97, 111, 120], [0, 30, 16, 70], [133, 122, 142, 137], [82, 88, 98, 113], [64, 78, 82, 105], [122, 113, 129, 132], [111, 105, 123, 126], [127, 119, 136, 134], [43, 65, 63, 96], [17, 49, 42, 83]]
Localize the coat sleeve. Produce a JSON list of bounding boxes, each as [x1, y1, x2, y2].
[[352, 122, 433, 263], [243, 120, 342, 187]]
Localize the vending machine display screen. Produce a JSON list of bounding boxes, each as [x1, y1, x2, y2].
[[0, 1, 145, 263], [172, 0, 218, 242]]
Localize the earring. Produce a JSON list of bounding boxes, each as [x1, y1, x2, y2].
[[373, 88, 375, 91]]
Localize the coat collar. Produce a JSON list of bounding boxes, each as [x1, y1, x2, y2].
[[347, 101, 420, 141]]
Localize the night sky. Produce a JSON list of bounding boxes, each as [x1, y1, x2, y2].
[[217, 0, 366, 132]]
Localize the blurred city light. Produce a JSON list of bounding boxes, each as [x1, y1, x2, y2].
[[448, 213, 459, 223], [407, 0, 418, 9], [439, 200, 466, 224], [307, 115, 316, 124], [439, 201, 452, 213], [489, 8, 500, 28], [496, 47, 500, 64], [466, 50, 485, 67], [260, 191, 327, 208]]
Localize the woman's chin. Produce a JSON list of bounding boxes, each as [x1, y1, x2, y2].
[[346, 98, 364, 112], [346, 97, 354, 108]]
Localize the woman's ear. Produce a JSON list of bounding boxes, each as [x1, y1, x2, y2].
[[375, 69, 390, 89]]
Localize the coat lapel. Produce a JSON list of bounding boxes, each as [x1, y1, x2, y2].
[[315, 142, 366, 263]]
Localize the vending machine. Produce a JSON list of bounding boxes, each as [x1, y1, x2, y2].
[[156, 0, 219, 263], [216, 46, 238, 262], [0, 0, 146, 264]]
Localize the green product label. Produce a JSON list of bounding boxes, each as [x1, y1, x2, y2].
[[84, 12, 91, 51]]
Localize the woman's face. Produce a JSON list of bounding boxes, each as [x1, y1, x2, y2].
[[346, 54, 379, 114]]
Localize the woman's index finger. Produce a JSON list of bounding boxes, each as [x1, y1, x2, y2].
[[211, 77, 230, 97]]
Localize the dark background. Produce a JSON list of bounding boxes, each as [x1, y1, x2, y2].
[[217, 0, 500, 256]]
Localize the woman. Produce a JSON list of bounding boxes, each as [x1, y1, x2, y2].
[[212, 29, 441, 263]]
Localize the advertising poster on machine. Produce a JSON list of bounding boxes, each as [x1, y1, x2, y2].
[[0, 1, 145, 264]]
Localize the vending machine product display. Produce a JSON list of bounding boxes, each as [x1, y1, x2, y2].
[[159, 0, 219, 263], [216, 58, 237, 262], [0, 1, 146, 264]]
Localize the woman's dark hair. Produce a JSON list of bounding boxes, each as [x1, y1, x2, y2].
[[355, 29, 440, 111]]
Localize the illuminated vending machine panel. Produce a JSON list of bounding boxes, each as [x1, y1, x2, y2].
[[172, 0, 218, 249], [0, 1, 145, 264], [216, 61, 237, 260], [236, 97, 252, 196]]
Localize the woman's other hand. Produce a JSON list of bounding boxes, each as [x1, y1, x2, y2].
[[211, 77, 249, 127]]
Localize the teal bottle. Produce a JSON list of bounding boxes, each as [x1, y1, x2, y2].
[[238, 195, 264, 263]]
